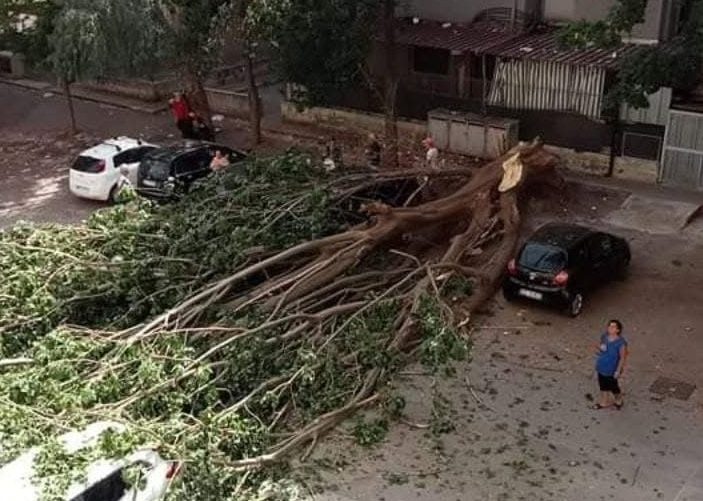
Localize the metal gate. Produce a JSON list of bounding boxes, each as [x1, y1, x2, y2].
[[660, 109, 703, 190]]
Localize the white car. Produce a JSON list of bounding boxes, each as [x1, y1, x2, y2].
[[0, 421, 181, 501], [69, 137, 158, 202]]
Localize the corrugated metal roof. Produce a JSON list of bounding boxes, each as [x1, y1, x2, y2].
[[392, 20, 521, 54], [486, 28, 638, 69]]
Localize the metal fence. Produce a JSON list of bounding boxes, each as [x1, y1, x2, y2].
[[660, 110, 703, 190]]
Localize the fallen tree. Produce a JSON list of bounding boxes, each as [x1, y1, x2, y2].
[[0, 141, 559, 500]]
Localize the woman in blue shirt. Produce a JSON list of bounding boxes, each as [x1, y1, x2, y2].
[[594, 319, 629, 409]]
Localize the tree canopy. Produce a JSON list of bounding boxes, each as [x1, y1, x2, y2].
[[48, 0, 166, 83], [560, 0, 703, 110], [250, 0, 379, 106]]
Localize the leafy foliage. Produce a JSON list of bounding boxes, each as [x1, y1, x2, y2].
[[48, 0, 166, 82], [559, 0, 703, 109], [0, 152, 473, 500], [417, 296, 470, 376], [0, 0, 59, 64], [0, 152, 339, 355], [248, 0, 379, 106]]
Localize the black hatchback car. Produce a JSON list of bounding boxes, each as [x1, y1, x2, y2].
[[137, 142, 246, 199], [502, 223, 631, 316]]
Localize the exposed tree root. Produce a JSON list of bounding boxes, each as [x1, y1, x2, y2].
[[113, 139, 560, 469]]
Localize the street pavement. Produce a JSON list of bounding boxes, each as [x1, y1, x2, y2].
[[0, 83, 252, 228], [1, 82, 703, 501]]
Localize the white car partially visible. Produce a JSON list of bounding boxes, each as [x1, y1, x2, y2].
[[69, 137, 157, 202], [0, 421, 181, 501]]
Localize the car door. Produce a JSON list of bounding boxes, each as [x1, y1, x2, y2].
[[116, 147, 157, 186], [567, 243, 590, 291], [586, 234, 618, 286], [74, 469, 129, 501], [190, 148, 215, 180], [173, 152, 201, 185], [220, 146, 246, 164]]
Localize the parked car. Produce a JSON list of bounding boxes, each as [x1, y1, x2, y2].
[[502, 223, 631, 316], [0, 421, 181, 501], [137, 142, 246, 200], [69, 137, 158, 202]]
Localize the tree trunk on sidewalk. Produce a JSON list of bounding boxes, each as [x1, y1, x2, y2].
[[184, 68, 212, 128], [382, 0, 399, 169], [62, 79, 77, 135], [245, 41, 262, 146]]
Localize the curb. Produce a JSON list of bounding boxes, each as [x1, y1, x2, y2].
[[49, 86, 167, 115], [0, 77, 52, 91]]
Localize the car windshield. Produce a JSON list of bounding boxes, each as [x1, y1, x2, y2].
[[141, 158, 170, 181], [72, 156, 103, 173], [519, 243, 567, 272]]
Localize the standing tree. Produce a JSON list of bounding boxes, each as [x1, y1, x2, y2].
[[220, 0, 263, 145], [250, 0, 402, 162], [48, 2, 99, 134], [381, 0, 399, 169], [158, 0, 232, 126], [560, 0, 703, 109], [49, 0, 166, 133]]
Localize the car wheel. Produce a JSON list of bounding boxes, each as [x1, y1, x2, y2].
[[503, 287, 517, 302], [568, 292, 584, 317], [616, 258, 630, 281], [108, 185, 120, 204]]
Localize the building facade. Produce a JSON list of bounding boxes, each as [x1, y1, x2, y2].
[[403, 0, 679, 42]]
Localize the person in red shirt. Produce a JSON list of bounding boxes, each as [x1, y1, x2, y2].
[[169, 91, 193, 139]]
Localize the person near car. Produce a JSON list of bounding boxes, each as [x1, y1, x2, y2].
[[210, 150, 230, 172], [169, 92, 193, 139], [365, 133, 381, 170], [594, 319, 629, 410], [422, 136, 439, 171], [190, 113, 215, 142]]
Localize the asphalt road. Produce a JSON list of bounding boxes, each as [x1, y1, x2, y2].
[[0, 83, 250, 228]]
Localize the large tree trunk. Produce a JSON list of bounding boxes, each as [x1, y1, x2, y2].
[[183, 67, 212, 128], [245, 41, 262, 146], [382, 0, 399, 169], [129, 140, 561, 470], [62, 80, 77, 135]]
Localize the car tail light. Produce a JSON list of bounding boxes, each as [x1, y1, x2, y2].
[[165, 462, 181, 479], [95, 160, 106, 173], [553, 270, 569, 286], [507, 259, 517, 276]]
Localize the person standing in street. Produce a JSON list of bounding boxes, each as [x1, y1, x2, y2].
[[365, 133, 381, 170], [169, 91, 193, 139], [422, 136, 439, 171], [594, 319, 629, 410]]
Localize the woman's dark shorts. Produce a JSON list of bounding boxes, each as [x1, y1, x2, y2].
[[598, 373, 621, 395]]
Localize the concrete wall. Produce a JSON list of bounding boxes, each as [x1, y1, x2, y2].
[[281, 102, 428, 144], [0, 51, 25, 78], [284, 101, 659, 183], [205, 88, 256, 118], [78, 77, 179, 102], [547, 145, 658, 183]]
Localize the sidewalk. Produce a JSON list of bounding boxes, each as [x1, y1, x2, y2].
[[3, 74, 701, 206], [564, 170, 703, 206], [0, 76, 166, 114]]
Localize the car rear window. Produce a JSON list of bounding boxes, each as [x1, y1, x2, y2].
[[519, 243, 567, 272], [72, 156, 104, 173], [140, 158, 171, 181]]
